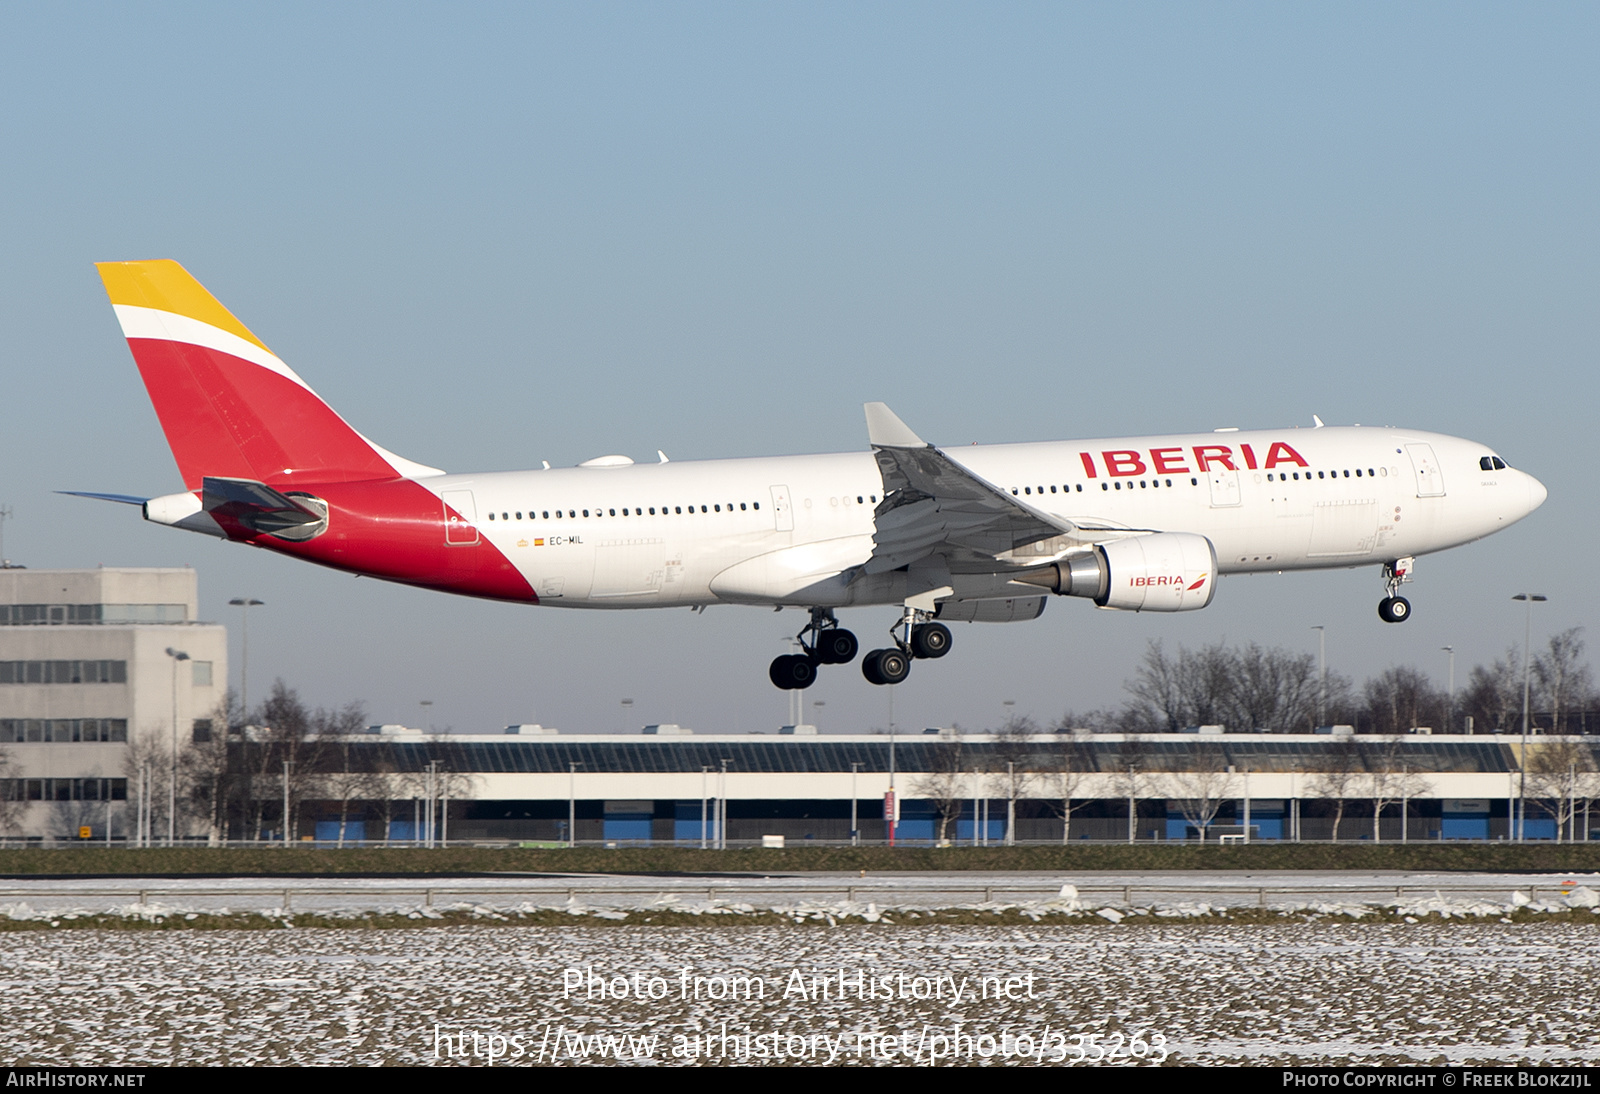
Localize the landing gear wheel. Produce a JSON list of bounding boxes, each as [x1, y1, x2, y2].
[[814, 628, 859, 665], [861, 649, 884, 685], [769, 654, 818, 689], [1378, 596, 1411, 624], [863, 647, 910, 685], [910, 622, 952, 659]]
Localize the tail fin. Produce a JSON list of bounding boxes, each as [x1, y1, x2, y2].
[[97, 260, 442, 491]]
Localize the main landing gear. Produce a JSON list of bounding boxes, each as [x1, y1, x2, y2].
[[1378, 557, 1414, 624], [861, 605, 952, 686], [768, 608, 859, 690]]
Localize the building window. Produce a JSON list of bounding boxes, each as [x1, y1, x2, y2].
[[0, 660, 127, 684], [192, 661, 213, 687]]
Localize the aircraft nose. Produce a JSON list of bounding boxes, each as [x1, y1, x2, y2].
[[1526, 472, 1548, 514]]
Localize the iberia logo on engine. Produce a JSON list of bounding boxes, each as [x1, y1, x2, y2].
[[1129, 573, 1210, 590]]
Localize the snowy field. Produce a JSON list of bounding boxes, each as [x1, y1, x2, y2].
[[5, 921, 1599, 1066]]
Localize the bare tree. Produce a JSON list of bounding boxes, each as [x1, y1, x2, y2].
[[1126, 641, 1235, 730], [1126, 639, 1343, 732], [1463, 649, 1522, 734], [1160, 747, 1237, 841], [0, 749, 23, 839], [253, 680, 335, 841], [1524, 738, 1596, 842], [1230, 643, 1320, 732], [181, 692, 241, 844], [1362, 740, 1430, 842], [911, 730, 968, 844], [1534, 629, 1595, 734], [1362, 667, 1447, 735], [123, 727, 175, 844], [315, 705, 378, 846], [1306, 738, 1363, 842], [989, 717, 1038, 845], [1037, 731, 1095, 843]]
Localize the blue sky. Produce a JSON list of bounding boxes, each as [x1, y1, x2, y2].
[[0, 3, 1594, 733]]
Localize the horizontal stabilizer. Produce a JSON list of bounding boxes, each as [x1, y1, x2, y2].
[[202, 476, 328, 540], [58, 490, 149, 506]]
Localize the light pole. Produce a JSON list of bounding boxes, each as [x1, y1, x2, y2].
[[282, 759, 292, 847], [1127, 765, 1137, 843], [228, 598, 264, 724], [887, 690, 897, 846], [1513, 594, 1548, 841], [620, 698, 634, 732], [1441, 646, 1455, 733], [849, 761, 860, 846], [1311, 626, 1326, 727], [1242, 767, 1251, 845], [719, 759, 731, 849], [1006, 760, 1016, 846], [568, 761, 581, 847], [419, 700, 433, 731], [164, 647, 189, 846], [700, 766, 711, 849], [426, 760, 439, 848]]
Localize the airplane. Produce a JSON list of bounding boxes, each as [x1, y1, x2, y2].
[[76, 260, 1547, 691]]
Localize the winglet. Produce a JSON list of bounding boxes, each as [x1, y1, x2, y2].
[[864, 402, 927, 448]]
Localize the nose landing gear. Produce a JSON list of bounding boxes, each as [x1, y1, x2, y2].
[[1378, 557, 1414, 623]]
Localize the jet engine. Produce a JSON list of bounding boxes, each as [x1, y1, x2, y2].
[[1015, 532, 1217, 612]]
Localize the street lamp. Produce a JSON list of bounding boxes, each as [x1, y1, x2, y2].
[[164, 648, 189, 846], [227, 598, 264, 725], [1441, 646, 1455, 733], [849, 761, 861, 846], [719, 759, 731, 849], [620, 698, 634, 733], [1513, 594, 1548, 841], [568, 761, 582, 848], [1311, 626, 1327, 726]]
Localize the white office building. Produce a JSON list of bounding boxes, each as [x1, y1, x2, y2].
[[0, 568, 226, 840]]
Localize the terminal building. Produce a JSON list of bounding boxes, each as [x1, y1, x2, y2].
[[1, 568, 1594, 844], [278, 726, 1591, 845]]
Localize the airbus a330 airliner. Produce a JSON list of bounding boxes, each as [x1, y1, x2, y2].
[[76, 261, 1547, 690]]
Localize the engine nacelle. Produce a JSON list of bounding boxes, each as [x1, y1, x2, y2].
[[1016, 532, 1218, 612]]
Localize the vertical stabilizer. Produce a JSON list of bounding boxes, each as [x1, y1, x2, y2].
[[97, 261, 442, 490]]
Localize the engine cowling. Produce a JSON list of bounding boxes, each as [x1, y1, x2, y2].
[[1016, 532, 1217, 612]]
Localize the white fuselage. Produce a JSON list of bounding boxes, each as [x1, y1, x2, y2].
[[422, 425, 1545, 610]]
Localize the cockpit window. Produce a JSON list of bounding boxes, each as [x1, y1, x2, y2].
[[1481, 456, 1508, 471]]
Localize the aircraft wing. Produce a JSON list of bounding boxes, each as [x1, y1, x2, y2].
[[862, 403, 1075, 574]]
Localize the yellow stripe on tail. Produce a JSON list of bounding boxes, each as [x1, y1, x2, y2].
[[96, 260, 273, 356]]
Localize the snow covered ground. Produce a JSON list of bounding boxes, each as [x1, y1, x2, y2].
[[4, 921, 1599, 1066]]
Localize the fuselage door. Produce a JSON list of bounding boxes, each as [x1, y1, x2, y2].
[[1208, 468, 1241, 507], [770, 485, 794, 532], [442, 488, 479, 545], [1406, 444, 1446, 497]]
